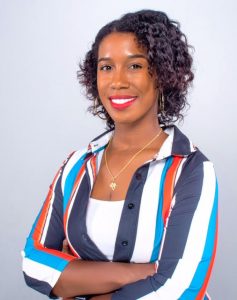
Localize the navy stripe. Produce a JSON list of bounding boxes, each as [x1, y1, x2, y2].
[[23, 272, 57, 299], [113, 163, 150, 262], [44, 174, 65, 250]]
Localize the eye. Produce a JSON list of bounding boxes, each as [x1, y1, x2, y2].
[[99, 65, 112, 71], [129, 64, 142, 70]]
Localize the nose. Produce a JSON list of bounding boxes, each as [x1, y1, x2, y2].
[[110, 69, 129, 90]]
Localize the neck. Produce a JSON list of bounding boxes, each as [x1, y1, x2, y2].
[[111, 117, 163, 151]]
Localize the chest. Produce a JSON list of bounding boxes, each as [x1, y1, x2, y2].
[[90, 146, 162, 201], [63, 153, 183, 263]]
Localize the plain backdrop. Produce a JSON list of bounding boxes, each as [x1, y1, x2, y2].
[[0, 0, 236, 299]]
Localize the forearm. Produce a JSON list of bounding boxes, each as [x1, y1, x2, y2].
[[53, 259, 155, 298]]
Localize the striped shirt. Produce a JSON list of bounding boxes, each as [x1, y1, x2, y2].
[[22, 124, 218, 299]]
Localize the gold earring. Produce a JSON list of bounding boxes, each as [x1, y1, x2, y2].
[[159, 92, 165, 113], [93, 97, 98, 115]]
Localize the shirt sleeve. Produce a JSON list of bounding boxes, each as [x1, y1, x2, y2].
[[112, 157, 218, 300], [21, 154, 77, 298]]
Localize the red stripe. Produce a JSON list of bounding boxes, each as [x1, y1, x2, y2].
[[33, 168, 61, 242], [162, 157, 183, 223], [196, 215, 218, 300]]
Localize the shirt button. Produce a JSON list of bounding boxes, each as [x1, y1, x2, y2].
[[121, 240, 128, 246], [135, 173, 142, 180], [128, 203, 135, 209]]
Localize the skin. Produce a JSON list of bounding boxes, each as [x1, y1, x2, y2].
[[53, 32, 168, 300], [97, 32, 167, 153]]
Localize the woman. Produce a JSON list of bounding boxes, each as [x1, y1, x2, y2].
[[22, 10, 218, 300]]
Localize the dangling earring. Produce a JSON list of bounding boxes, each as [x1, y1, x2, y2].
[[158, 92, 165, 113], [93, 97, 98, 115]]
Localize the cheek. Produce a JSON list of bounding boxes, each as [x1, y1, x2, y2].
[[97, 79, 105, 97], [139, 80, 157, 98], [97, 74, 110, 95]]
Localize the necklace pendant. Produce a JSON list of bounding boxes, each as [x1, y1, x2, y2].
[[110, 181, 117, 191]]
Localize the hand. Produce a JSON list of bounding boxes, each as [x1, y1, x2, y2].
[[62, 238, 73, 255], [130, 262, 156, 282]]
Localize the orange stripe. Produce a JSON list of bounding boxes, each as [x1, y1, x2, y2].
[[162, 157, 183, 223], [32, 154, 79, 261], [63, 163, 86, 231], [34, 241, 76, 261], [33, 168, 61, 242], [196, 215, 218, 300]]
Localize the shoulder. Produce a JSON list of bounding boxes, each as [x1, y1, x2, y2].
[[183, 146, 216, 175], [61, 147, 88, 174], [174, 147, 217, 196], [58, 147, 88, 192], [169, 125, 216, 177]]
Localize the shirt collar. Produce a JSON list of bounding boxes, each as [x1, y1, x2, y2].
[[87, 125, 196, 160]]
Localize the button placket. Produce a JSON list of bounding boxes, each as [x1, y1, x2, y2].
[[121, 241, 128, 246], [128, 203, 135, 209]]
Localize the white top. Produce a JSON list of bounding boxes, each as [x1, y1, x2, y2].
[[86, 197, 125, 260]]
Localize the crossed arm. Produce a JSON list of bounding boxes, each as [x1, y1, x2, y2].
[[58, 240, 155, 300]]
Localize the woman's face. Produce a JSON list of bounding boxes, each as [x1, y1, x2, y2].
[[97, 32, 159, 126]]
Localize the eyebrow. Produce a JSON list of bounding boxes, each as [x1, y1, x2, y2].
[[97, 54, 147, 63]]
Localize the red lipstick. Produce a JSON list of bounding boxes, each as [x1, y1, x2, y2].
[[109, 95, 137, 110]]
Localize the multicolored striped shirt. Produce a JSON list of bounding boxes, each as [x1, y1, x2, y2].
[[22, 125, 218, 299]]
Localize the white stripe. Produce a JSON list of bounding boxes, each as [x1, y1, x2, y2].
[[157, 127, 174, 160], [131, 160, 166, 262], [61, 148, 87, 195], [96, 149, 104, 173], [153, 161, 216, 299], [90, 130, 113, 152], [190, 140, 197, 153], [65, 170, 87, 257], [86, 156, 94, 190], [22, 257, 61, 288], [174, 157, 187, 186], [40, 171, 61, 244]]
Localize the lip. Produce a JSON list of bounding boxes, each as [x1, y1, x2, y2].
[[109, 95, 138, 110], [109, 95, 137, 100]]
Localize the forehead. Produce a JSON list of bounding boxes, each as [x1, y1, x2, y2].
[[98, 32, 146, 58]]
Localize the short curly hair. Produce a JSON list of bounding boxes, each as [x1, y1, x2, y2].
[[77, 9, 194, 129]]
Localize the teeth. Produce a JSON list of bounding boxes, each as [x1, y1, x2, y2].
[[111, 98, 135, 104]]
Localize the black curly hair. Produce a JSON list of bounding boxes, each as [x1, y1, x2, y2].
[[77, 9, 194, 129]]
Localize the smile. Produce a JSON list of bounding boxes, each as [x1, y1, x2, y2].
[[109, 95, 137, 110]]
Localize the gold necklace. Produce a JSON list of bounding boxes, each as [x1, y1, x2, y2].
[[104, 129, 163, 191]]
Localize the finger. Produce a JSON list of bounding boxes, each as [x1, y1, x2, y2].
[[62, 239, 69, 253]]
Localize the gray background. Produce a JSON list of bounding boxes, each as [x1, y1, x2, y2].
[[0, 0, 236, 299]]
